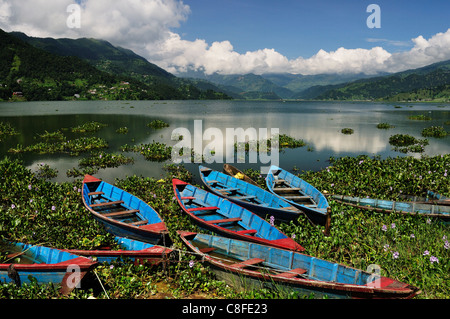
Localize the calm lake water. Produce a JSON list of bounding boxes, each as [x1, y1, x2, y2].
[[0, 100, 449, 184]]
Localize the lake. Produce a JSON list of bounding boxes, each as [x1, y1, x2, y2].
[[0, 100, 449, 184]]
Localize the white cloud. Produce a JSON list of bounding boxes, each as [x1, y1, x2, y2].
[[0, 0, 449, 76]]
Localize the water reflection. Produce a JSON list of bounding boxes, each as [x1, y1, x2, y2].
[[0, 100, 448, 183]]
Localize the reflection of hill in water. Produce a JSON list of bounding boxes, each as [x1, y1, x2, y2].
[[0, 100, 448, 181]]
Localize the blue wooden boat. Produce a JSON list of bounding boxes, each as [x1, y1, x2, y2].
[[0, 242, 97, 294], [331, 194, 450, 222], [173, 179, 304, 251], [178, 231, 421, 299], [266, 165, 329, 226], [66, 236, 173, 265], [199, 165, 303, 223], [82, 175, 170, 245]]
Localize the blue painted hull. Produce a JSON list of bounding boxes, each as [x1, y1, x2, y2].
[[173, 179, 304, 251], [82, 175, 170, 245], [199, 165, 303, 223], [0, 242, 97, 293], [66, 237, 173, 264], [179, 231, 420, 299], [332, 195, 450, 222], [266, 165, 329, 226]]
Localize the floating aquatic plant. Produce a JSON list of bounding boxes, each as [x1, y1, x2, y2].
[[0, 122, 19, 141], [71, 121, 108, 133], [122, 141, 172, 161], [389, 134, 429, 153], [376, 123, 395, 129], [147, 120, 170, 129], [421, 126, 448, 138], [341, 128, 354, 135]]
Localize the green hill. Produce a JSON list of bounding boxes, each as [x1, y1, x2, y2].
[[0, 29, 197, 101], [10, 31, 231, 101]]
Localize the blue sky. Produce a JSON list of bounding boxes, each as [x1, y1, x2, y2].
[[179, 0, 450, 58], [0, 0, 449, 75]]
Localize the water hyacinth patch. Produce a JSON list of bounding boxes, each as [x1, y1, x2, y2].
[[122, 142, 172, 161], [421, 126, 448, 138], [71, 121, 108, 133], [0, 122, 19, 141], [147, 120, 170, 129]]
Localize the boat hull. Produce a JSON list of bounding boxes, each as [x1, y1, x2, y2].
[[200, 165, 303, 223], [66, 237, 173, 265], [173, 179, 303, 251], [178, 231, 420, 299], [0, 243, 97, 294], [332, 195, 450, 222], [266, 165, 329, 226], [82, 175, 170, 245]]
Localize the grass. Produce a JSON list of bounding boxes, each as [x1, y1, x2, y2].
[[0, 154, 448, 299]]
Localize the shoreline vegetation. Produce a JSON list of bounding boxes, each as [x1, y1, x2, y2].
[[0, 115, 449, 299], [0, 155, 448, 299]]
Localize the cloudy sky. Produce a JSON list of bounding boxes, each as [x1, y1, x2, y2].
[[1, 0, 449, 75]]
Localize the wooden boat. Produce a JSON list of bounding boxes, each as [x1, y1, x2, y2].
[[173, 179, 304, 251], [199, 165, 304, 223], [178, 231, 421, 299], [82, 175, 170, 245], [66, 236, 173, 265], [266, 165, 329, 226], [331, 194, 450, 222], [0, 241, 97, 294], [223, 164, 259, 186]]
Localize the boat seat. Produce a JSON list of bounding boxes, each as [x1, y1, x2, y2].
[[181, 196, 196, 201], [218, 188, 238, 193], [187, 206, 220, 212], [230, 258, 265, 269], [273, 187, 302, 192], [236, 195, 256, 201], [130, 220, 148, 226], [236, 229, 257, 235], [277, 268, 307, 278], [206, 180, 220, 184], [90, 200, 124, 208], [274, 179, 286, 184], [102, 209, 139, 218], [283, 195, 310, 200], [206, 217, 242, 224], [88, 191, 105, 196]]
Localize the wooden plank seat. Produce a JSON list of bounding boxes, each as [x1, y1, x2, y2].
[[206, 217, 242, 224], [91, 200, 124, 208], [130, 220, 148, 226], [273, 187, 302, 192], [206, 180, 221, 184], [235, 195, 256, 201], [218, 188, 239, 193], [181, 196, 196, 201], [102, 209, 139, 218], [276, 268, 307, 278], [236, 229, 257, 235], [187, 206, 220, 212], [283, 195, 311, 200], [88, 191, 105, 196], [230, 258, 265, 269]]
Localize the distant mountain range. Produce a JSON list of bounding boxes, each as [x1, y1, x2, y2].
[[2, 29, 450, 102], [179, 61, 450, 102]]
